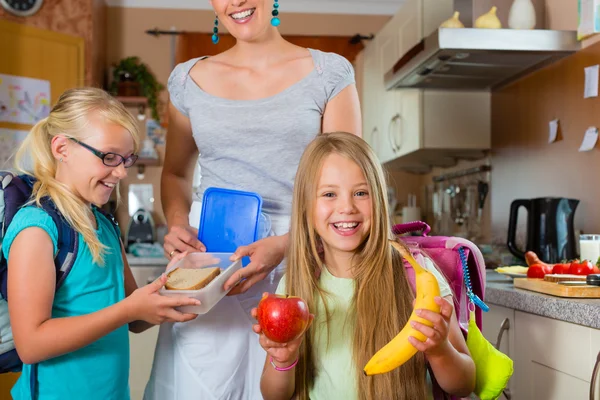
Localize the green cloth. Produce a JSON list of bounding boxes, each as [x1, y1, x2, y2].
[[466, 310, 514, 400]]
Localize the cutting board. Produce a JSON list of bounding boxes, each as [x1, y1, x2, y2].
[[513, 278, 600, 298]]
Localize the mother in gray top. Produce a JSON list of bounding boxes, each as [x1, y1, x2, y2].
[[145, 0, 361, 398]]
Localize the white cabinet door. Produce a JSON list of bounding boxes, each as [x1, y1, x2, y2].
[[377, 40, 401, 164], [514, 312, 591, 400], [129, 326, 159, 400], [422, 0, 454, 38], [591, 328, 600, 400], [378, 20, 400, 77], [395, 0, 423, 57], [361, 41, 382, 156], [394, 89, 422, 159]]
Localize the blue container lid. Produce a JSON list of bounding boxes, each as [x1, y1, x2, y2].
[[197, 187, 263, 256]]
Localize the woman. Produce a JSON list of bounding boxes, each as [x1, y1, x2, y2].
[[144, 0, 362, 398]]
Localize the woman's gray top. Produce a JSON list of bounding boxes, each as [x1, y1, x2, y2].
[[168, 48, 355, 217]]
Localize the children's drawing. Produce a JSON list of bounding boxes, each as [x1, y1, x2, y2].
[[0, 74, 51, 125]]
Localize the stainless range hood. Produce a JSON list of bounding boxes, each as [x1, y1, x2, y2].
[[385, 0, 580, 91], [385, 28, 580, 91]]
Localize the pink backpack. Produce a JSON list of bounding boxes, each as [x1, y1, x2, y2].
[[394, 221, 488, 400]]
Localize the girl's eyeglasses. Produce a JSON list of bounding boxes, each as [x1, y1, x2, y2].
[[69, 138, 139, 168]]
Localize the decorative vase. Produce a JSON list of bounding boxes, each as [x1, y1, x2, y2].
[[508, 0, 536, 29]]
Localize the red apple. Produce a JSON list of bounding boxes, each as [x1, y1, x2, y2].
[[257, 293, 310, 343]]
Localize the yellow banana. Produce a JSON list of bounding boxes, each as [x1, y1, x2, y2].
[[363, 241, 441, 376]]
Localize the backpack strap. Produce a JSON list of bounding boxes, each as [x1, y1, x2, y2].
[[92, 205, 121, 241], [39, 198, 78, 290]]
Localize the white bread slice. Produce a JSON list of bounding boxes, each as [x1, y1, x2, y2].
[[165, 267, 221, 290]]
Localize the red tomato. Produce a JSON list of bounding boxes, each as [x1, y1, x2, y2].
[[552, 263, 571, 274], [569, 260, 594, 275], [527, 264, 547, 279], [593, 266, 600, 274]]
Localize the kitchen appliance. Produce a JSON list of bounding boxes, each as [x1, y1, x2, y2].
[[126, 208, 156, 249], [507, 197, 579, 263], [385, 0, 580, 91]]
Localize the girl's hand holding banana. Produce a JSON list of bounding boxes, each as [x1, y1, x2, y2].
[[408, 296, 454, 358]]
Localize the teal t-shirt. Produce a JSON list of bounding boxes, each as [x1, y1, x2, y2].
[[2, 206, 130, 400]]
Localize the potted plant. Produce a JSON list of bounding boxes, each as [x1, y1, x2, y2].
[[110, 56, 164, 121]]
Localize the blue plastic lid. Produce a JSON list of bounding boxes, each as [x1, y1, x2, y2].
[[197, 187, 263, 264]]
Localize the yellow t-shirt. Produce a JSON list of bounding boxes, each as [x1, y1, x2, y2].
[[275, 259, 452, 400]]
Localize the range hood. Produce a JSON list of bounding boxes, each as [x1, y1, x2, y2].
[[385, 3, 580, 91]]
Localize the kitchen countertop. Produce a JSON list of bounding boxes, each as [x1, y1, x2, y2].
[[126, 254, 169, 267], [485, 271, 600, 329]]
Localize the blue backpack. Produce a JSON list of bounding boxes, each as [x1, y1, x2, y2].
[[0, 171, 119, 378]]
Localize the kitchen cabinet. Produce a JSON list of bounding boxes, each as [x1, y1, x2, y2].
[[591, 328, 600, 399], [128, 265, 165, 400], [359, 0, 490, 171], [482, 305, 515, 399], [512, 311, 597, 400], [130, 327, 159, 400]]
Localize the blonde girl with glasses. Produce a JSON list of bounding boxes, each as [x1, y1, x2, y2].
[[2, 88, 200, 400]]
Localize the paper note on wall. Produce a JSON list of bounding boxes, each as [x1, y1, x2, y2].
[[584, 65, 599, 98], [578, 126, 599, 151], [0, 128, 28, 168], [548, 119, 559, 143], [0, 74, 51, 125]]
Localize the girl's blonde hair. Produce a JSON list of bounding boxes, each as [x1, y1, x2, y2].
[[287, 132, 426, 400], [13, 87, 140, 264]]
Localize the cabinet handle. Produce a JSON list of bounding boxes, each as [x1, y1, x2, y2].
[[495, 318, 512, 400], [370, 127, 379, 154], [590, 350, 600, 400], [495, 318, 510, 349], [388, 114, 401, 152]]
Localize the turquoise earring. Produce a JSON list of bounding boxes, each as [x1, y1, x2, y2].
[[212, 15, 219, 44], [271, 0, 280, 27]]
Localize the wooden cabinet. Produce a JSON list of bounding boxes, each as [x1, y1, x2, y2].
[[512, 311, 597, 400], [359, 0, 490, 171]]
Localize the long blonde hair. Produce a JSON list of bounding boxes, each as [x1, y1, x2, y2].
[[13, 87, 140, 263], [287, 132, 426, 400]]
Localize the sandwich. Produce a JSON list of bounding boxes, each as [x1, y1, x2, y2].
[[165, 267, 221, 290]]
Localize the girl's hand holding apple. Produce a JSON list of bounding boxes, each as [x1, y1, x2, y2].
[[251, 292, 313, 369]]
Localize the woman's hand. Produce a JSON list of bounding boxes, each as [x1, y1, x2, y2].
[[164, 224, 206, 259], [251, 305, 312, 367], [225, 234, 288, 295], [125, 253, 200, 325], [408, 296, 454, 358]]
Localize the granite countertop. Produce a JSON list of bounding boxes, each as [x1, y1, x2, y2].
[[485, 271, 600, 329]]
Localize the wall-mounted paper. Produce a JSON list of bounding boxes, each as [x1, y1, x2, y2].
[[0, 74, 51, 125], [548, 119, 559, 143], [579, 126, 599, 152], [584, 65, 599, 98]]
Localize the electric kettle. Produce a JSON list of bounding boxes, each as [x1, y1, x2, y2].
[[507, 197, 579, 263]]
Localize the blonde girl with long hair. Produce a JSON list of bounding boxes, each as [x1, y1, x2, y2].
[[3, 88, 199, 400], [252, 132, 475, 400]]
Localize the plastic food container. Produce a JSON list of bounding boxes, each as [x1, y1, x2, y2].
[[197, 187, 271, 266], [159, 252, 242, 314]]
